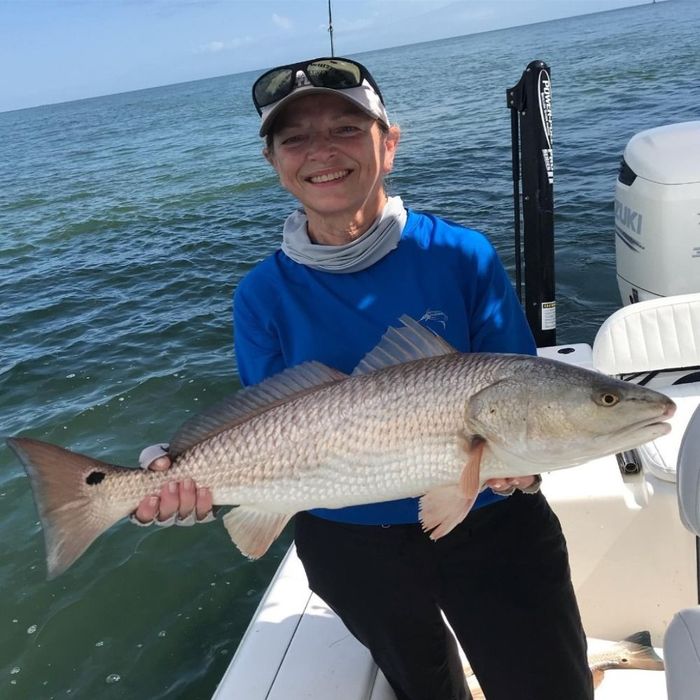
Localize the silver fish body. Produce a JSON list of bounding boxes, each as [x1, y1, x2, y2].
[[7, 316, 675, 578]]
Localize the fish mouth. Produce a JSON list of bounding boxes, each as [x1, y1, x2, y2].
[[661, 400, 677, 419], [608, 397, 676, 440], [602, 413, 674, 454], [623, 398, 676, 435], [634, 420, 673, 436]]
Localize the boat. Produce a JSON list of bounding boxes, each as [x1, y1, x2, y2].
[[212, 61, 700, 699]]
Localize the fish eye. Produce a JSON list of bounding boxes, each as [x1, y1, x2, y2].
[[597, 391, 620, 407]]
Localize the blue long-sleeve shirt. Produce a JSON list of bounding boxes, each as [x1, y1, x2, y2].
[[233, 208, 536, 525]]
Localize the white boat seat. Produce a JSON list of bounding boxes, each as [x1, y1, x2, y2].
[[592, 293, 700, 376], [639, 385, 700, 482], [664, 404, 700, 700], [664, 609, 700, 700], [675, 404, 700, 534]]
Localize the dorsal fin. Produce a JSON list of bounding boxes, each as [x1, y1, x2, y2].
[[352, 314, 457, 376], [169, 362, 347, 457]]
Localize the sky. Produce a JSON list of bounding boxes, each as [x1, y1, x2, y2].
[[1, 0, 645, 113]]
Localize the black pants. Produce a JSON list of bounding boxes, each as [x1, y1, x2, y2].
[[295, 491, 593, 700]]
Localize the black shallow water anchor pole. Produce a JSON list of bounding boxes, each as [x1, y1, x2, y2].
[[507, 60, 556, 347]]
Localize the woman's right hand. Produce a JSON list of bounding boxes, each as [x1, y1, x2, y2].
[[132, 449, 214, 526]]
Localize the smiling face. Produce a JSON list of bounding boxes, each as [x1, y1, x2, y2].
[[264, 93, 400, 243]]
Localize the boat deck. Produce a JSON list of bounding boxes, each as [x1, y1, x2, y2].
[[212, 541, 671, 699]]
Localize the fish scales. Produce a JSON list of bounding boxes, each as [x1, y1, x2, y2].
[[171, 353, 500, 509]]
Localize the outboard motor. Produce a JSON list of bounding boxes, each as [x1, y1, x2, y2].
[[614, 121, 700, 306]]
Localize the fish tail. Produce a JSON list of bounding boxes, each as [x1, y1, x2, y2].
[[7, 436, 128, 579]]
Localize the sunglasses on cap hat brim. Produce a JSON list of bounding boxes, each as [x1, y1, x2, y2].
[[252, 57, 385, 115]]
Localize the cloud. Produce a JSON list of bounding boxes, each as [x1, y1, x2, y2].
[[201, 40, 225, 53], [272, 13, 293, 31], [195, 36, 255, 54]]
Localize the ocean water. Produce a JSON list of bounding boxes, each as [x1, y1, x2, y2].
[[1, 1, 699, 698]]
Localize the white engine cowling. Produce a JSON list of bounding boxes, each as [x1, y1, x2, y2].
[[615, 120, 700, 305]]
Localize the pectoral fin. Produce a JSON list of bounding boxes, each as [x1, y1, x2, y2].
[[460, 437, 484, 497], [222, 507, 291, 559], [419, 438, 484, 539]]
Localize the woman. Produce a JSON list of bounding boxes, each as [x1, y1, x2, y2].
[[134, 57, 593, 700]]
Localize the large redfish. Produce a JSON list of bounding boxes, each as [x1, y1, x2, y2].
[[7, 316, 675, 578]]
